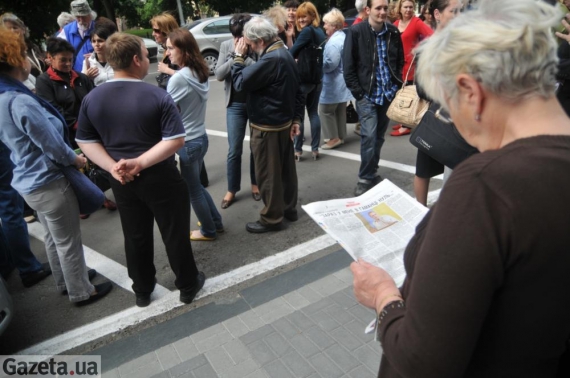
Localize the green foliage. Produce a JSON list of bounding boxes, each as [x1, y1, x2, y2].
[[123, 28, 153, 38], [0, 0, 71, 41], [202, 0, 275, 16]]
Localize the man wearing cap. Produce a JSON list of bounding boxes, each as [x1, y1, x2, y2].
[[58, 0, 96, 72]]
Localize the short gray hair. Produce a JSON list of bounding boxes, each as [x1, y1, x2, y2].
[[355, 0, 366, 12], [416, 0, 560, 109], [323, 8, 345, 30], [243, 16, 278, 44], [57, 12, 75, 28]]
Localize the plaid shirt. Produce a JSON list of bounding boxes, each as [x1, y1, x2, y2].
[[366, 23, 398, 106]]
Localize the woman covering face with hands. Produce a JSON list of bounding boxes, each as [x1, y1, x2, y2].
[[214, 14, 260, 210]]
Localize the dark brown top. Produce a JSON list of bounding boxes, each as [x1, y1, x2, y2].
[[378, 135, 570, 378]]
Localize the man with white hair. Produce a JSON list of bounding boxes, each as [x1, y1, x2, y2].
[[353, 0, 369, 25], [58, 0, 96, 72], [231, 17, 305, 233]]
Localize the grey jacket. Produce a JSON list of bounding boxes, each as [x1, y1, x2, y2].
[[214, 39, 257, 107]]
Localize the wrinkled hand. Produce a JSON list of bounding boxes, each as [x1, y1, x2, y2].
[[74, 154, 87, 170], [556, 17, 570, 43], [290, 123, 300, 140], [157, 62, 171, 74], [112, 158, 141, 185], [350, 259, 400, 312], [85, 66, 99, 79], [235, 38, 248, 55]]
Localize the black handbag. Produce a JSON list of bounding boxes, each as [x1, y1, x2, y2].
[[410, 103, 478, 169], [346, 101, 359, 123], [156, 72, 171, 89], [297, 27, 325, 84], [86, 164, 111, 192]]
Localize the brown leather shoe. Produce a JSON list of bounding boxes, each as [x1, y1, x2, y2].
[[103, 198, 117, 211]]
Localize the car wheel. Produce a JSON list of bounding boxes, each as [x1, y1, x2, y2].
[[202, 51, 218, 76]]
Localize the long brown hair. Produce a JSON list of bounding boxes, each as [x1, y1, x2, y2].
[[168, 28, 209, 83]]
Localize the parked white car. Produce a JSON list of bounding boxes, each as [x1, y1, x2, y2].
[[142, 38, 159, 61]]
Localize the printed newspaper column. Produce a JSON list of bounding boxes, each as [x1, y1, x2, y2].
[[302, 179, 429, 288]]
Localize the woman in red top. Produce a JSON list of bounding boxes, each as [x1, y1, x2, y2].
[[390, 0, 433, 136]]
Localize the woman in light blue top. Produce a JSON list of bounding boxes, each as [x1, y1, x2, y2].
[[0, 29, 112, 305], [166, 28, 223, 241], [319, 9, 353, 150]]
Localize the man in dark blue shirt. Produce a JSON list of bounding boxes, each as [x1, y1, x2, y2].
[[77, 33, 205, 308]]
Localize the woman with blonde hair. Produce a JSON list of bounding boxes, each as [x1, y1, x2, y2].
[[319, 8, 353, 150], [166, 28, 223, 241], [352, 0, 570, 376], [150, 13, 179, 89], [289, 1, 326, 161]]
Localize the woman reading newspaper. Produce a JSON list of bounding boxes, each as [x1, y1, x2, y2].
[[350, 0, 570, 377]]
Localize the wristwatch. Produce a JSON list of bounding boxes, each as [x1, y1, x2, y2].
[[234, 53, 244, 58]]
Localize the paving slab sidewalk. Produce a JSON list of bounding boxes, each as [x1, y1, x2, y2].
[[96, 249, 384, 378]]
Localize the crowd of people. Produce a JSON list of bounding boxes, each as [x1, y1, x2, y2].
[[1, 0, 570, 375]]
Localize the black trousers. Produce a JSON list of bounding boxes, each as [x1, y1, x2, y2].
[[110, 161, 199, 294]]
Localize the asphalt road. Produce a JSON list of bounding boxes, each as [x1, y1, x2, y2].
[[0, 62, 442, 355]]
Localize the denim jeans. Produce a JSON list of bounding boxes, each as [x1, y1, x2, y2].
[[226, 102, 256, 194], [355, 97, 391, 182], [0, 143, 42, 277], [178, 134, 223, 237], [294, 83, 322, 152]]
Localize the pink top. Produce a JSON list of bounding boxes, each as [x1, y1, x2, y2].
[[394, 16, 434, 82]]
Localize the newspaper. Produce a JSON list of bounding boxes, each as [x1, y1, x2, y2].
[[302, 179, 428, 287]]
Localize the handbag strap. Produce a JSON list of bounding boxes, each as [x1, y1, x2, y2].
[[402, 54, 417, 87]]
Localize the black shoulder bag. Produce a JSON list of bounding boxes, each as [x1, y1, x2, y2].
[[297, 27, 325, 84], [409, 102, 478, 169]]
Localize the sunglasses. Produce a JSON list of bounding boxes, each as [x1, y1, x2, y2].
[[230, 19, 246, 26], [152, 28, 162, 33]]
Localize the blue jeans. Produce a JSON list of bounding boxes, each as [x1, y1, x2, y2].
[[178, 134, 223, 237], [294, 83, 322, 152], [226, 102, 256, 194], [0, 143, 42, 277], [355, 97, 391, 182]]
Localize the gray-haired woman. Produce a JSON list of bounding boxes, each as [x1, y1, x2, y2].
[[318, 8, 352, 150], [352, 0, 570, 376]]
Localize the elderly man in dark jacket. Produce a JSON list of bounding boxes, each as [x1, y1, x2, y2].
[[231, 16, 305, 233], [344, 0, 404, 197]]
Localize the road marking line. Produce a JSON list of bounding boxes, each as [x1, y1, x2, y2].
[[22, 184, 442, 356], [19, 234, 337, 356], [205, 129, 443, 180], [26, 223, 171, 297]]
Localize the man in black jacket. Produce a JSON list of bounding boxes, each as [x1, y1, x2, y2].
[[343, 0, 404, 196], [232, 17, 305, 233]]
